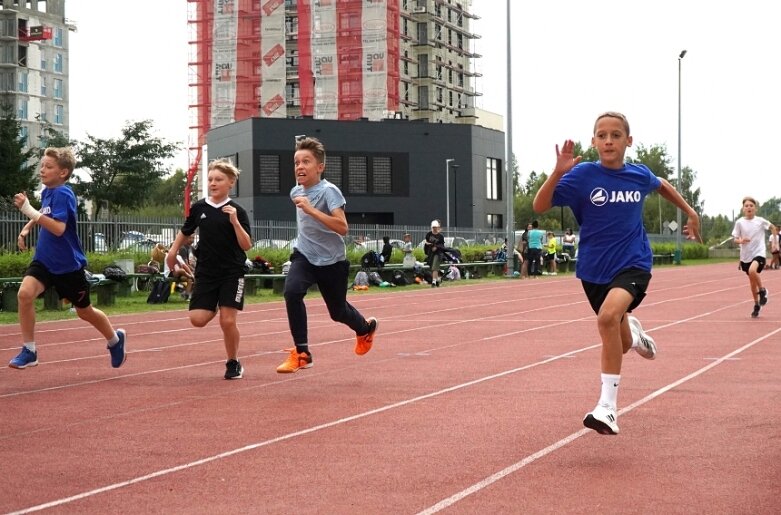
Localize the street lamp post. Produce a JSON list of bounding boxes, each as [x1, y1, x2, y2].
[[675, 49, 687, 265], [445, 158, 455, 229], [452, 164, 460, 227]]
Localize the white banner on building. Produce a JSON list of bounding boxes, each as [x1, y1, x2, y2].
[[260, 0, 287, 118], [311, 1, 339, 120], [211, 0, 238, 128], [361, 0, 388, 120]]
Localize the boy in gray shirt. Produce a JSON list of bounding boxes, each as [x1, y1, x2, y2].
[[276, 137, 378, 373]]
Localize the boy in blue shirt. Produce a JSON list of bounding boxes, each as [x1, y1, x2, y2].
[[9, 147, 126, 370], [534, 112, 700, 435], [276, 137, 378, 373]]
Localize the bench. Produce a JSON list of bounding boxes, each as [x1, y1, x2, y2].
[[1, 276, 119, 312], [652, 253, 675, 265], [244, 273, 288, 295]]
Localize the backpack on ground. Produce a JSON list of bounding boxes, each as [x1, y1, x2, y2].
[[368, 271, 383, 286], [361, 251, 381, 269], [391, 269, 409, 286], [354, 270, 369, 287], [146, 278, 171, 304], [103, 264, 127, 282], [252, 255, 274, 274]]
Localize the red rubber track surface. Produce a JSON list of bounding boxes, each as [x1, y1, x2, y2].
[[1, 263, 779, 514]]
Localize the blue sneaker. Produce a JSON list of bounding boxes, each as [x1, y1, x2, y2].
[[108, 329, 127, 368], [9, 347, 38, 369]]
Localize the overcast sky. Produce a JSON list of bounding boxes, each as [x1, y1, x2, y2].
[[67, 1, 779, 218]]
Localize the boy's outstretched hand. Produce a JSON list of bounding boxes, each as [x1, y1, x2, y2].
[[683, 217, 702, 243], [554, 139, 582, 175]]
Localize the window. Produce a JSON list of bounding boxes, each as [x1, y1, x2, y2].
[[18, 71, 28, 92], [486, 157, 501, 200], [54, 53, 63, 73], [40, 77, 46, 96], [418, 85, 428, 109], [54, 104, 63, 124], [416, 22, 427, 45], [20, 125, 28, 142], [53, 78, 62, 98], [258, 154, 280, 193], [41, 53, 47, 70], [486, 214, 503, 229], [372, 157, 392, 194], [53, 27, 63, 47], [18, 99, 28, 119], [324, 155, 342, 187], [417, 53, 428, 78], [347, 156, 368, 194]]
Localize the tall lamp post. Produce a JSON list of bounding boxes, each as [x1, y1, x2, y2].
[[452, 164, 460, 227], [445, 158, 455, 229], [674, 49, 687, 265]]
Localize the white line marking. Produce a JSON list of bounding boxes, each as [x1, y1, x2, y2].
[[415, 326, 781, 515]]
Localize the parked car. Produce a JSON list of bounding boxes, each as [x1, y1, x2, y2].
[[118, 230, 147, 250], [93, 232, 107, 253], [358, 239, 405, 253], [252, 238, 291, 250], [417, 236, 468, 249]]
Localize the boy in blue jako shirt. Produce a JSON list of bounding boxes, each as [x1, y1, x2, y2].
[[9, 147, 126, 370], [534, 112, 700, 435]]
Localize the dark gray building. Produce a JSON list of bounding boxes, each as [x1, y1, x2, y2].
[[207, 117, 506, 230]]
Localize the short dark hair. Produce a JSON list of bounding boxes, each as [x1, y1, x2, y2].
[[295, 137, 326, 164]]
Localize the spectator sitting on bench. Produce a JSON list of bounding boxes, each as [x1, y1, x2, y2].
[[380, 235, 393, 267]]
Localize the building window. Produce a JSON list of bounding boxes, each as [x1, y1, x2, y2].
[[417, 53, 427, 78], [53, 78, 62, 98], [486, 214, 503, 229], [258, 154, 280, 193], [53, 27, 63, 47], [372, 157, 392, 194], [417, 22, 427, 45], [41, 53, 47, 70], [324, 155, 342, 188], [20, 125, 28, 142], [54, 53, 63, 73], [54, 104, 63, 124], [486, 157, 501, 200], [18, 99, 28, 120], [18, 71, 28, 92], [418, 85, 428, 109], [348, 156, 368, 194]]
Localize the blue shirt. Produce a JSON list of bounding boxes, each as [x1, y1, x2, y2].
[[528, 229, 545, 250], [35, 185, 87, 274], [290, 179, 347, 266], [552, 161, 661, 284]]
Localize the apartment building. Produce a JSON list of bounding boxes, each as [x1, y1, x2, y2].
[[0, 0, 71, 148]]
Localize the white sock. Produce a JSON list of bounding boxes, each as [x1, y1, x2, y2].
[[598, 373, 621, 409], [107, 332, 119, 347], [24, 342, 36, 353]]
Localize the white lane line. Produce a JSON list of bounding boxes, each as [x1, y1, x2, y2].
[[415, 325, 781, 515]]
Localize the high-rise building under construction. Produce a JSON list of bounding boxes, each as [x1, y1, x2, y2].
[[186, 0, 492, 178]]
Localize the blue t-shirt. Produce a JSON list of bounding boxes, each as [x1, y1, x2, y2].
[[290, 179, 347, 266], [528, 229, 545, 250], [551, 161, 661, 284], [34, 185, 88, 274]]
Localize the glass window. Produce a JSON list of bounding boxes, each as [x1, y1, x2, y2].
[[54, 53, 63, 73], [18, 71, 28, 92], [486, 157, 501, 200], [40, 77, 46, 96], [372, 157, 392, 194], [53, 27, 63, 47], [348, 156, 368, 194], [258, 154, 280, 193], [54, 104, 63, 124], [18, 99, 28, 119], [324, 155, 342, 188], [53, 78, 62, 98], [486, 214, 503, 229]]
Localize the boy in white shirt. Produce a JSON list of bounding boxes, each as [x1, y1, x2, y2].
[[732, 196, 778, 318]]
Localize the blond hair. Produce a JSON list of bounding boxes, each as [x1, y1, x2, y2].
[[208, 158, 240, 180], [43, 147, 76, 179], [593, 112, 630, 136]]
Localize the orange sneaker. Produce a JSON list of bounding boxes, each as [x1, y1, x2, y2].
[[276, 348, 313, 373], [355, 317, 378, 355]]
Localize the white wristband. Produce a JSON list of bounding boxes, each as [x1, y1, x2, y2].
[[20, 198, 42, 221]]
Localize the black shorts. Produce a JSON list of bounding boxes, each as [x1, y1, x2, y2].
[[189, 274, 245, 311], [24, 261, 92, 308], [581, 268, 651, 315], [739, 257, 765, 274]]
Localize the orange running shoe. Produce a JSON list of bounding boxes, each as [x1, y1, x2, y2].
[[276, 348, 313, 373], [355, 317, 378, 355]]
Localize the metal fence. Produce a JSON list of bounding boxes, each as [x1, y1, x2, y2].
[[0, 210, 679, 254]]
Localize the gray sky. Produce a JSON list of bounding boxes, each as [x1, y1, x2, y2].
[[67, 1, 779, 218]]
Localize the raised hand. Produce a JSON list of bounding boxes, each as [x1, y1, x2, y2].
[[554, 139, 582, 175]]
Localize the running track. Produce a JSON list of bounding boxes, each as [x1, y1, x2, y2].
[[1, 262, 779, 514]]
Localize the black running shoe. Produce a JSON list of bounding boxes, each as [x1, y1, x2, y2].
[[751, 304, 760, 318], [759, 288, 768, 306], [224, 359, 244, 379]]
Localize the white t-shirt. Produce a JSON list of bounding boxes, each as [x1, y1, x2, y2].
[[732, 216, 771, 262], [769, 233, 780, 253]]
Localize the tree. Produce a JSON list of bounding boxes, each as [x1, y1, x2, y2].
[[72, 120, 179, 218], [0, 102, 38, 203]]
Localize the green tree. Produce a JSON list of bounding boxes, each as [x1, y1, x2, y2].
[[0, 103, 38, 203], [72, 120, 179, 218]]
